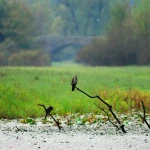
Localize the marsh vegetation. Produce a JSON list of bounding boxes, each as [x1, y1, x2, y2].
[[0, 65, 149, 119]]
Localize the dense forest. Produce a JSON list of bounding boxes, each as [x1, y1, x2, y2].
[[0, 0, 149, 66]]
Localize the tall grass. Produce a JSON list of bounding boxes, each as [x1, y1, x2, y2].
[[0, 65, 150, 119]]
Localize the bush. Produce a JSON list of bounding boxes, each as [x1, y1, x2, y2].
[[76, 1, 150, 66], [8, 49, 50, 66], [76, 37, 110, 66], [0, 52, 7, 66]]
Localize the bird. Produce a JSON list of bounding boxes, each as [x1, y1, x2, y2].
[[71, 75, 77, 91]]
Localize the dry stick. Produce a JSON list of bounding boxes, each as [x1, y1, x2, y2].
[[94, 103, 119, 130], [75, 87, 126, 133], [49, 114, 62, 130], [139, 101, 150, 129], [38, 104, 53, 119], [15, 126, 27, 132], [15, 126, 22, 131], [38, 104, 62, 130]]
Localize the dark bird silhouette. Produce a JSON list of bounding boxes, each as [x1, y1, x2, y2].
[[38, 104, 53, 119], [71, 75, 77, 91]]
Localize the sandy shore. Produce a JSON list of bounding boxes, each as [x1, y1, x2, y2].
[[0, 119, 150, 150]]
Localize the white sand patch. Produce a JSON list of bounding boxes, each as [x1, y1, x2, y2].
[[0, 119, 150, 150]]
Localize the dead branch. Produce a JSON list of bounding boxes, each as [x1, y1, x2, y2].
[[38, 104, 53, 119], [94, 103, 119, 130], [38, 104, 62, 130], [139, 101, 150, 129], [49, 114, 61, 130], [15, 126, 27, 132], [75, 87, 126, 133]]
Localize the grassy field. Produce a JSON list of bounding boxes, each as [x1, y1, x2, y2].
[[0, 63, 150, 119]]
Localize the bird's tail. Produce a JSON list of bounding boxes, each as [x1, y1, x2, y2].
[[72, 86, 75, 91]]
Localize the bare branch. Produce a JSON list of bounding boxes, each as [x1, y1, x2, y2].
[[15, 126, 27, 132], [38, 104, 62, 130], [139, 101, 150, 129], [75, 87, 126, 133], [94, 103, 119, 130], [49, 114, 62, 130], [75, 87, 111, 108]]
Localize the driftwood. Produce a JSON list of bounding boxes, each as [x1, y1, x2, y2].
[[38, 104, 61, 130], [75, 87, 126, 133], [139, 101, 150, 129]]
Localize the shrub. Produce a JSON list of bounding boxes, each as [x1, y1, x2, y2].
[[8, 49, 50, 66], [76, 1, 150, 66], [0, 52, 6, 66], [75, 37, 110, 66]]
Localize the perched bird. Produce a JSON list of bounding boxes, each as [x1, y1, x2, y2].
[[71, 75, 77, 91]]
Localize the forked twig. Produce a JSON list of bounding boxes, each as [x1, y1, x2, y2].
[[139, 101, 150, 129], [15, 126, 27, 132], [94, 103, 119, 130], [49, 114, 61, 130], [38, 104, 62, 130], [75, 87, 126, 133]]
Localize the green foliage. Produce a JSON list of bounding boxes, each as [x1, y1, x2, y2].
[[0, 65, 149, 119], [0, 52, 6, 66], [76, 36, 109, 66], [0, 0, 8, 26], [0, 0, 114, 65], [132, 0, 150, 37], [0, 38, 19, 60], [51, 0, 111, 35], [109, 2, 130, 27], [1, 1, 36, 48], [23, 0, 112, 36], [0, 82, 42, 118], [76, 0, 150, 66], [20, 118, 36, 125], [8, 49, 50, 66], [99, 88, 150, 113], [49, 16, 66, 35], [1, 0, 147, 65], [132, 0, 150, 65]]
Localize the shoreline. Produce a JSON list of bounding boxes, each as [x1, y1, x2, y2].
[[0, 119, 150, 150]]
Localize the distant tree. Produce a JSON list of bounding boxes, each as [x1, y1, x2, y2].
[[132, 0, 150, 65], [8, 49, 51, 66], [0, 38, 19, 62], [76, 2, 134, 66], [0, 0, 44, 66], [0, 52, 6, 66], [1, 1, 36, 48], [76, 37, 109, 66], [0, 0, 9, 42], [108, 1, 130, 28], [76, 1, 150, 66], [49, 16, 66, 35], [49, 0, 111, 35], [29, 0, 55, 35], [132, 0, 150, 38]]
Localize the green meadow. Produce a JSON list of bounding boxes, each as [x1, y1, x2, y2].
[[0, 63, 150, 119]]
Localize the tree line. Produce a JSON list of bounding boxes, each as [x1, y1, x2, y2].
[[76, 0, 150, 66], [0, 0, 51, 66], [0, 0, 149, 66], [0, 0, 111, 66]]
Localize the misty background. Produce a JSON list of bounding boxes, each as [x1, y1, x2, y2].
[[0, 0, 149, 66]]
